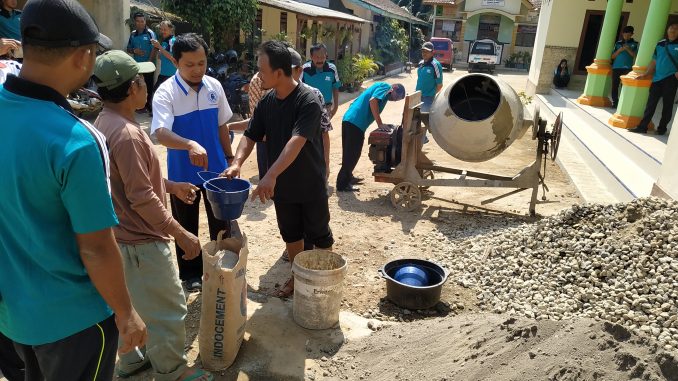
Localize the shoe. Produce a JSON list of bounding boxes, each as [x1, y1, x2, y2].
[[628, 126, 647, 134], [350, 176, 364, 185], [657, 128, 667, 136], [337, 185, 360, 192], [185, 279, 202, 292]]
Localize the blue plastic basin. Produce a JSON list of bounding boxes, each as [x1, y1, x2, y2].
[[204, 177, 251, 221], [394, 265, 429, 287]]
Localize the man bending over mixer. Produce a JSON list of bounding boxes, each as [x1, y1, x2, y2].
[[336, 82, 406, 192]]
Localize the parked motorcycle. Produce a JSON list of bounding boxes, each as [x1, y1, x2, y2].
[[68, 81, 103, 119], [208, 51, 251, 119]]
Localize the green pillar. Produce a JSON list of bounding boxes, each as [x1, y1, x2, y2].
[[610, 0, 671, 129], [578, 0, 624, 107]]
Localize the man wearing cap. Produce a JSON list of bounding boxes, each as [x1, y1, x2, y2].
[[336, 82, 406, 192], [93, 50, 213, 381], [0, 0, 147, 379], [417, 41, 443, 144], [152, 33, 234, 292], [0, 0, 21, 40], [223, 40, 333, 298], [127, 12, 157, 114], [610, 26, 637, 108]]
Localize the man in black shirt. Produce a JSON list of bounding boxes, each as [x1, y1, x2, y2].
[[223, 41, 334, 298]]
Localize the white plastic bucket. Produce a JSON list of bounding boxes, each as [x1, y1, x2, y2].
[[292, 250, 348, 330]]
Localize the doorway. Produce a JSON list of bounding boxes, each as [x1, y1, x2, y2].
[[575, 11, 630, 75], [478, 14, 501, 41]]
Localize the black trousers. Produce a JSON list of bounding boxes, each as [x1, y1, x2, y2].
[[170, 188, 230, 281], [143, 72, 155, 111], [611, 68, 631, 106], [336, 121, 365, 190], [638, 75, 678, 132], [12, 315, 117, 381], [0, 331, 24, 381]]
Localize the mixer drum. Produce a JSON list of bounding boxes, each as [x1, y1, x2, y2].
[[428, 73, 529, 162]]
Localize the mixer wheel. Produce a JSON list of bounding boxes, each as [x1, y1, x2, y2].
[[390, 182, 422, 212], [420, 170, 435, 190]]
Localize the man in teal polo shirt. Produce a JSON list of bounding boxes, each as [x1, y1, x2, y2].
[[630, 23, 678, 136], [336, 82, 405, 191], [0, 0, 21, 40], [0, 0, 146, 379], [302, 43, 341, 118], [610, 25, 637, 108], [416, 41, 444, 143], [127, 11, 157, 113]]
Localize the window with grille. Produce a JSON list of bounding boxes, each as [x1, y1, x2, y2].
[[280, 12, 288, 34], [515, 25, 537, 47], [256, 9, 263, 32]]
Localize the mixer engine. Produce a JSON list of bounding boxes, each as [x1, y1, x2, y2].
[[368, 124, 403, 173]]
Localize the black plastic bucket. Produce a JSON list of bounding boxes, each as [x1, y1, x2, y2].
[[378, 259, 449, 310]]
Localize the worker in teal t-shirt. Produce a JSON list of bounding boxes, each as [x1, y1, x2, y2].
[[151, 19, 177, 90], [337, 82, 406, 191], [416, 41, 444, 144], [127, 12, 157, 113], [610, 25, 638, 108], [630, 23, 678, 136], [0, 0, 21, 40]]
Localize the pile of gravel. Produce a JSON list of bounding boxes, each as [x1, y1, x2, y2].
[[439, 197, 678, 351]]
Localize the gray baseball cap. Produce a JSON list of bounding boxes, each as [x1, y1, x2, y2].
[[288, 47, 303, 68]]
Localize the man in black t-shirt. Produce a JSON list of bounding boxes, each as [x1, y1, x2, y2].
[[223, 40, 334, 298]]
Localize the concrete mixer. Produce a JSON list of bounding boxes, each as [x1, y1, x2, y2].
[[367, 73, 562, 216]]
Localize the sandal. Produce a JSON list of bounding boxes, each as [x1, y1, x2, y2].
[[281, 249, 289, 262], [271, 278, 294, 299], [117, 361, 152, 378], [180, 368, 214, 381]]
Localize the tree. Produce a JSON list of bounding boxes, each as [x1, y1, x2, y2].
[[375, 19, 409, 64], [161, 0, 257, 51]]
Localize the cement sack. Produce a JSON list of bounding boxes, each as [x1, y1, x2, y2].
[[199, 223, 248, 370]]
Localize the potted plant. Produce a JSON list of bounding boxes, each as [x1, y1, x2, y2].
[[336, 55, 355, 92], [504, 55, 515, 68], [352, 54, 378, 89]]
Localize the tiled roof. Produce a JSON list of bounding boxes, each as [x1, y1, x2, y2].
[[422, 0, 455, 4], [259, 0, 368, 22], [346, 0, 428, 24]]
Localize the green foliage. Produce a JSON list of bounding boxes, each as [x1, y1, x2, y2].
[[352, 54, 378, 82], [409, 26, 425, 62], [336, 54, 355, 84], [161, 0, 257, 50], [518, 91, 533, 105], [375, 19, 408, 65], [269, 32, 292, 44]]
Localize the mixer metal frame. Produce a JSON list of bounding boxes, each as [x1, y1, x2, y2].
[[373, 91, 562, 216]]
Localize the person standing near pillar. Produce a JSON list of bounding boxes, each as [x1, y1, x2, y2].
[[629, 23, 678, 136], [610, 26, 638, 108], [127, 12, 157, 114]]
